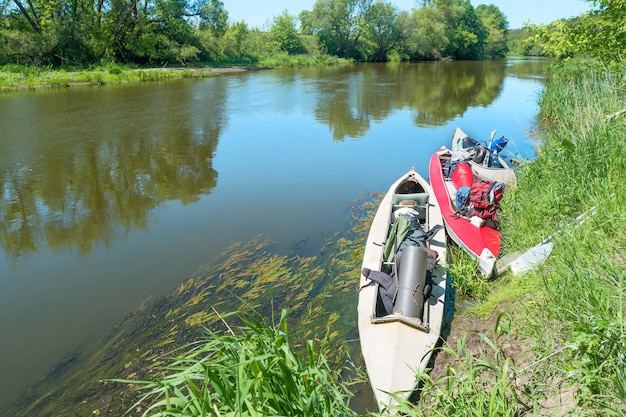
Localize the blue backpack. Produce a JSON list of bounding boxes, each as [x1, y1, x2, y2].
[[490, 136, 509, 154], [456, 186, 471, 212]]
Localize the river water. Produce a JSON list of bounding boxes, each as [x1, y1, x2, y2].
[[0, 58, 550, 409]]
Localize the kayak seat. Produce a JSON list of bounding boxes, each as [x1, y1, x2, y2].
[[392, 192, 428, 207], [392, 192, 429, 221]]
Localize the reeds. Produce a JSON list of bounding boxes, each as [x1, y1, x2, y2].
[[496, 58, 626, 414], [115, 309, 358, 417]]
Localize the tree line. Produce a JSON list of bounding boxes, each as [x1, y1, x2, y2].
[[0, 0, 510, 67]]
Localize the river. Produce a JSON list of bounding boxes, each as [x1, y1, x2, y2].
[[0, 58, 550, 410]]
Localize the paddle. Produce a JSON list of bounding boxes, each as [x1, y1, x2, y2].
[[483, 130, 497, 166], [495, 207, 597, 276], [488, 129, 497, 146]]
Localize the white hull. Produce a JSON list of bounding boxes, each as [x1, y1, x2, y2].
[[451, 127, 517, 189], [357, 168, 447, 412]]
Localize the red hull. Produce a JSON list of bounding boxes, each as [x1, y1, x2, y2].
[[429, 147, 500, 275]]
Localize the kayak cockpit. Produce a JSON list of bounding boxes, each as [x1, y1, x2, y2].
[[368, 176, 435, 332]]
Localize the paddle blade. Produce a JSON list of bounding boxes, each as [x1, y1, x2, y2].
[[510, 242, 554, 275], [493, 251, 523, 276]]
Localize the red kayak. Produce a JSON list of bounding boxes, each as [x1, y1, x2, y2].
[[429, 147, 500, 277]]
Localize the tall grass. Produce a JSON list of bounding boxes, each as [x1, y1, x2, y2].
[[117, 309, 359, 417], [503, 59, 625, 249], [447, 243, 491, 299], [498, 58, 626, 414]]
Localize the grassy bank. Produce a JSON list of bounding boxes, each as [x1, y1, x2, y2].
[[0, 64, 219, 90], [410, 58, 626, 416], [0, 55, 348, 91], [496, 58, 626, 414]]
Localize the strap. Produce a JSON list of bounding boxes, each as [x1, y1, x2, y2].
[[407, 224, 444, 247]]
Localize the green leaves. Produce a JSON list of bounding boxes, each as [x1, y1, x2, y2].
[[270, 11, 303, 55], [476, 4, 509, 58], [528, 0, 626, 61], [118, 309, 357, 417]]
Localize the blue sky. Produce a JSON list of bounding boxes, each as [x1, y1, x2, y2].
[[221, 0, 592, 30]]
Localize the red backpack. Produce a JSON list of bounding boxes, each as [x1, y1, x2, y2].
[[457, 181, 505, 220]]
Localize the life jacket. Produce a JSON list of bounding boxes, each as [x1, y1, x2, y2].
[[457, 181, 505, 221]]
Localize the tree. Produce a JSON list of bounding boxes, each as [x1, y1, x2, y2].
[[476, 4, 508, 59], [102, 0, 208, 64], [362, 1, 403, 61], [10, 0, 41, 33], [222, 20, 248, 57], [0, 0, 220, 65], [304, 0, 374, 59], [404, 5, 448, 60], [199, 0, 228, 38], [530, 0, 625, 61], [433, 0, 487, 59], [270, 10, 302, 54]]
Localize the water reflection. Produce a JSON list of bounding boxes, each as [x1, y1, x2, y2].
[[505, 56, 554, 79], [0, 60, 549, 264], [0, 81, 224, 263], [298, 61, 508, 140]]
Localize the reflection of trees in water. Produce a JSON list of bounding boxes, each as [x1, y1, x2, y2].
[[406, 61, 507, 127], [0, 60, 551, 261], [0, 82, 225, 263], [505, 56, 552, 80], [307, 61, 512, 139]]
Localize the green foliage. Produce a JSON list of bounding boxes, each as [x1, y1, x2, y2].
[[448, 244, 490, 299], [528, 0, 626, 61], [526, 19, 582, 59], [305, 0, 374, 60], [270, 10, 303, 55], [434, 0, 487, 59], [222, 21, 250, 59], [404, 6, 448, 60], [361, 1, 403, 61], [0, 64, 215, 90], [116, 309, 358, 417], [500, 59, 626, 413], [0, 0, 519, 66], [199, 0, 229, 38], [476, 4, 508, 58], [0, 0, 226, 66], [507, 28, 541, 56], [504, 59, 625, 240]]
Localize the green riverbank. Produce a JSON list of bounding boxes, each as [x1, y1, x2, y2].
[[421, 58, 625, 417], [0, 64, 244, 91], [0, 55, 347, 91]]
